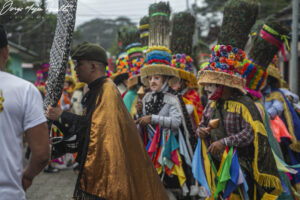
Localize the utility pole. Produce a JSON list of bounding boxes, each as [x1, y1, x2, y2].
[[186, 0, 190, 11], [291, 0, 299, 94], [192, 0, 198, 46], [41, 0, 46, 62]]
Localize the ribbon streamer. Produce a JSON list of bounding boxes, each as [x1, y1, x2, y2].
[[260, 29, 288, 62], [263, 24, 290, 51]]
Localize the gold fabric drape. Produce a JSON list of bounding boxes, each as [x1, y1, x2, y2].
[[80, 79, 168, 200]]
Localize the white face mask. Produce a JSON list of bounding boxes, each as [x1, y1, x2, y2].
[[148, 75, 164, 92], [204, 83, 218, 99]]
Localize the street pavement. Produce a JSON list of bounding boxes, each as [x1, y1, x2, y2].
[[26, 169, 77, 200]]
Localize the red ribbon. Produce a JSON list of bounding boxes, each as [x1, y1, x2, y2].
[[147, 59, 170, 65], [260, 29, 287, 62]]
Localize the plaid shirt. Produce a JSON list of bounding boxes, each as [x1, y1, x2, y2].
[[199, 102, 254, 147]]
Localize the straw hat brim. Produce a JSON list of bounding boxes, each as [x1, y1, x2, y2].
[[111, 72, 129, 85], [267, 64, 281, 82], [197, 70, 247, 94], [177, 68, 198, 89], [140, 64, 180, 87], [127, 75, 140, 90]]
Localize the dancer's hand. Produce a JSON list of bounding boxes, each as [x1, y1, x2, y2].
[[207, 140, 225, 156], [136, 115, 152, 126], [196, 127, 210, 139]]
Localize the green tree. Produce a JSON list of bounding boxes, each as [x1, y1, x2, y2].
[[72, 17, 136, 56], [0, 0, 57, 63]]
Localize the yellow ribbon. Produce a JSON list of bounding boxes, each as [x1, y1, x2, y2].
[[139, 24, 149, 30], [140, 32, 149, 38], [263, 24, 290, 51]]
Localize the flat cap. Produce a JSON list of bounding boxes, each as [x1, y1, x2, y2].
[[0, 25, 8, 48], [72, 42, 108, 65]]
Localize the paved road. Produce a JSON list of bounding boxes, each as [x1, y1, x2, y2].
[[26, 169, 77, 200]]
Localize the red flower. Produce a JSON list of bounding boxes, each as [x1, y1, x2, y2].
[[226, 45, 232, 52], [220, 57, 226, 63]]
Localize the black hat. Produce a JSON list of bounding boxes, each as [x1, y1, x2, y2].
[[72, 42, 108, 65], [0, 25, 8, 48]]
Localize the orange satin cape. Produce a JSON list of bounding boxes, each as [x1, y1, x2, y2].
[[79, 79, 168, 200]]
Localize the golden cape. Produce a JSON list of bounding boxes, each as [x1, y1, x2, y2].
[[80, 79, 168, 200]]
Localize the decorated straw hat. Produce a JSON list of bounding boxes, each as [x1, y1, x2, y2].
[[170, 11, 197, 88], [171, 54, 198, 88], [111, 52, 129, 85], [198, 0, 258, 94], [140, 46, 179, 87], [240, 19, 290, 98], [267, 55, 281, 82], [126, 43, 144, 89], [139, 16, 149, 52]]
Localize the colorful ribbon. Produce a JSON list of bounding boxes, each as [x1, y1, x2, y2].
[[260, 29, 288, 62], [263, 24, 290, 51], [140, 32, 149, 38], [151, 12, 169, 17], [139, 24, 149, 30]]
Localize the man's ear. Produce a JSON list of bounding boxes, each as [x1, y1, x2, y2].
[[90, 62, 97, 72]]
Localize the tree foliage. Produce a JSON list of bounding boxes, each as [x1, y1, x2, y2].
[[72, 17, 136, 56], [0, 0, 57, 63]]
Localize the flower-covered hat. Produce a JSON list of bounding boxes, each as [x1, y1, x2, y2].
[[171, 54, 197, 88], [198, 0, 258, 94], [126, 43, 144, 89], [111, 52, 130, 85]]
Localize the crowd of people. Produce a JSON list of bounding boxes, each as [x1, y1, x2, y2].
[[1, 0, 300, 200]]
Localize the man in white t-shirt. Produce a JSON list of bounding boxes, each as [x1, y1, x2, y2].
[[0, 25, 50, 200]]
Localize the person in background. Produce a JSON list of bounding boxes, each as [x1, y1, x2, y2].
[[0, 25, 50, 199]]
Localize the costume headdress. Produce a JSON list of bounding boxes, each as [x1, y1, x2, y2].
[[148, 1, 171, 47], [139, 16, 149, 52], [198, 0, 258, 94], [140, 1, 179, 87], [117, 26, 140, 54], [170, 12, 197, 88], [267, 55, 281, 82], [141, 46, 179, 87], [111, 52, 130, 85], [241, 19, 290, 98], [126, 42, 144, 89]]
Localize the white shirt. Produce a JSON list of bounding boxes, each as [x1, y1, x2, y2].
[[0, 71, 46, 200]]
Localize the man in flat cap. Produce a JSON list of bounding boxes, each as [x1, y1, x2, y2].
[[0, 25, 50, 199], [46, 42, 168, 200]]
